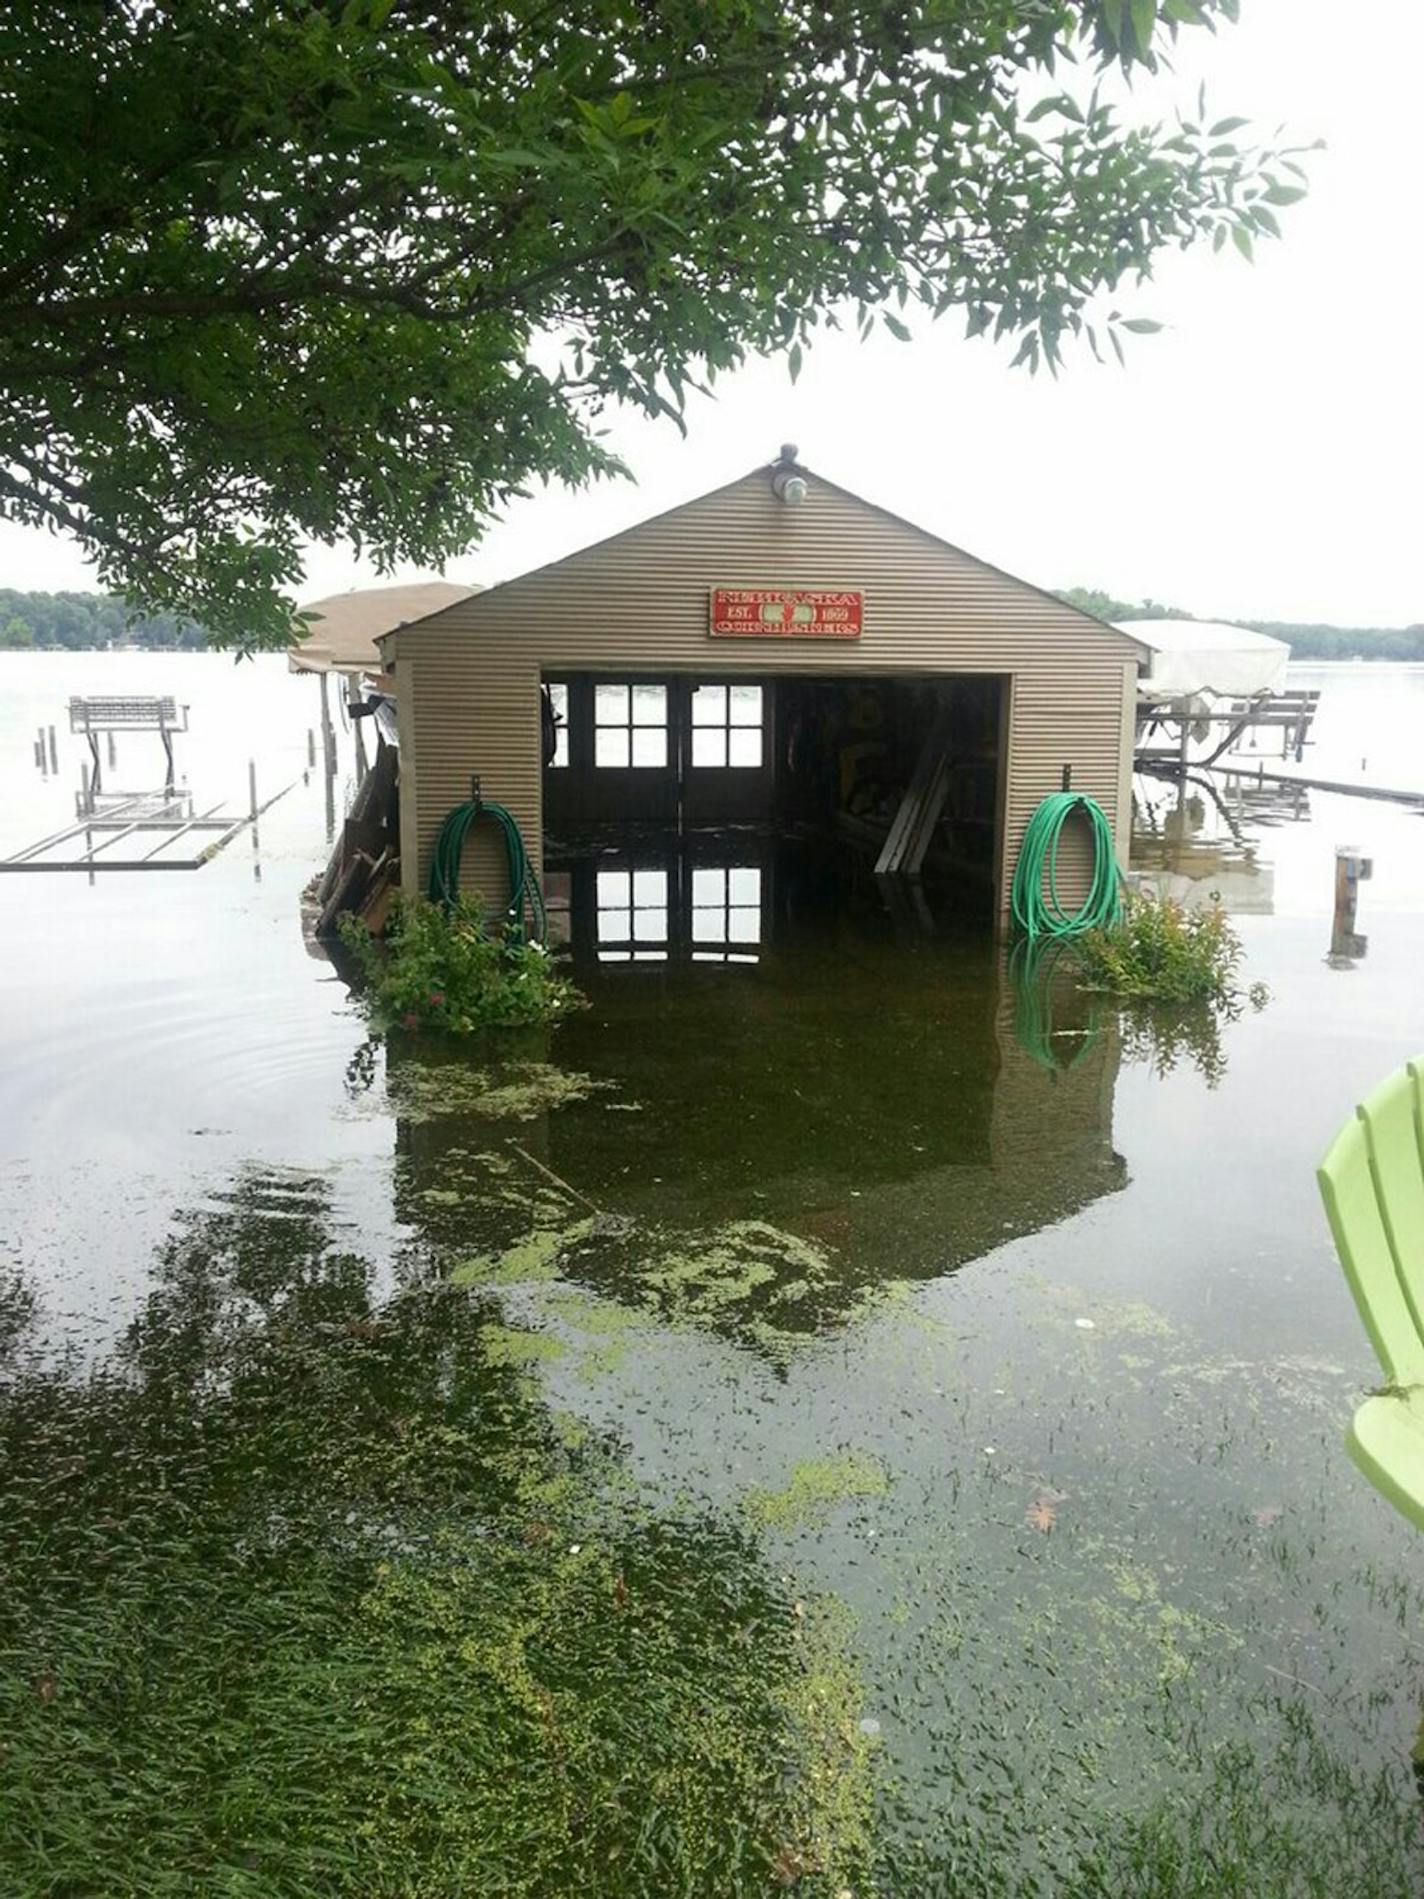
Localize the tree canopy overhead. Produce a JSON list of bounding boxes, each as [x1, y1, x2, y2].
[[0, 1, 1306, 650]]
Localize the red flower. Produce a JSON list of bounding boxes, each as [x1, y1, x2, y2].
[[428, 990, 445, 1006], [402, 1011, 419, 1030]]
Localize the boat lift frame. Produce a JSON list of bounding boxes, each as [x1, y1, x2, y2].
[[0, 776, 297, 873], [68, 695, 189, 793]]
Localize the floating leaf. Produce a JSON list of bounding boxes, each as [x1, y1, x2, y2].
[[1026, 1488, 1064, 1534]]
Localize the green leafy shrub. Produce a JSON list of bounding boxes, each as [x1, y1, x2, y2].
[[338, 895, 580, 1034], [1075, 892, 1246, 1005]]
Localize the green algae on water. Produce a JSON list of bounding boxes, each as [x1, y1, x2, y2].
[[384, 1058, 607, 1124], [747, 1452, 889, 1530], [639, 1218, 834, 1323], [477, 1320, 567, 1369], [451, 1217, 597, 1288]]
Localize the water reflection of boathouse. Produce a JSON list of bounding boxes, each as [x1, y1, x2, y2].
[[391, 852, 1126, 1325]]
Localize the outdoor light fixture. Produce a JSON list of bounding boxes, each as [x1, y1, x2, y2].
[[771, 443, 808, 505]]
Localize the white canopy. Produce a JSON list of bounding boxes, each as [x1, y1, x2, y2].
[[1118, 618, 1291, 702], [289, 581, 476, 676]]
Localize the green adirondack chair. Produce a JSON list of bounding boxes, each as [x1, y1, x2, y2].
[[1318, 1057, 1424, 1531]]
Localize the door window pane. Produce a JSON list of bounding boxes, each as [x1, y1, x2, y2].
[[688, 681, 764, 769], [594, 682, 668, 768]]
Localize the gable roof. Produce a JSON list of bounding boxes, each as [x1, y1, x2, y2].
[[291, 580, 476, 674], [378, 461, 1145, 660]]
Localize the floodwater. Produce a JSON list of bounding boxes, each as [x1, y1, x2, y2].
[[4, 654, 1424, 1895]]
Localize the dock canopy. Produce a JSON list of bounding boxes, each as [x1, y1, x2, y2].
[[289, 581, 476, 677], [1118, 618, 1290, 702]]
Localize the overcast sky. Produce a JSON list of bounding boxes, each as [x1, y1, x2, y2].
[[2, 0, 1419, 626]]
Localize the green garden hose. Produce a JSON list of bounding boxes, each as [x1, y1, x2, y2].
[[427, 796, 548, 945], [1009, 936, 1104, 1072], [1010, 791, 1122, 943]]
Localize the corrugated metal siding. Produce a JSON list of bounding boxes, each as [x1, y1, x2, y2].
[[390, 467, 1142, 916]]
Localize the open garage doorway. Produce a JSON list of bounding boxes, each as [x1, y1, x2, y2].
[[771, 674, 1005, 900], [541, 671, 1007, 959]]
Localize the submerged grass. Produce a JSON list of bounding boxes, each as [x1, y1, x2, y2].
[[0, 1179, 877, 1898], [5, 1173, 1424, 1896]]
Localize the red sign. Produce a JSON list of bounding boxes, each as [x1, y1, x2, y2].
[[710, 587, 863, 639]]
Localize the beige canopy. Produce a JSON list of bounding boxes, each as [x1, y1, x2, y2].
[[288, 581, 476, 676]]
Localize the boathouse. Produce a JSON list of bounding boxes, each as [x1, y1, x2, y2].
[[380, 452, 1144, 926]]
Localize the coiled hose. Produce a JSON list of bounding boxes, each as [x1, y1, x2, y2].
[[427, 796, 548, 945], [1010, 791, 1122, 943]]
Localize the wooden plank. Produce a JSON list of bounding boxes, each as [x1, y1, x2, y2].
[[876, 713, 953, 875], [901, 754, 954, 873]]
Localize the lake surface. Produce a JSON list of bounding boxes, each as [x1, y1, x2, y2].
[[3, 654, 1424, 1894]]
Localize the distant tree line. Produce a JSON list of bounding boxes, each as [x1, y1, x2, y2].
[[0, 589, 206, 651], [1057, 587, 1424, 662]]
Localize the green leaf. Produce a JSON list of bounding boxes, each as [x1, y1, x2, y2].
[[1263, 183, 1307, 206], [883, 313, 912, 342], [1210, 116, 1250, 136], [1130, 0, 1158, 54], [1120, 318, 1163, 333], [1232, 225, 1254, 261], [787, 342, 803, 383]]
